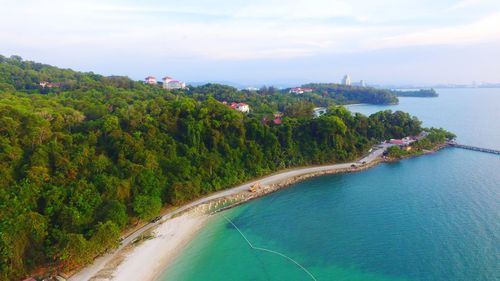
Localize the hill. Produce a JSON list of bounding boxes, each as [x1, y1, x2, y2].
[[0, 56, 423, 280]]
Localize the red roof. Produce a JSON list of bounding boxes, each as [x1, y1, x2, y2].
[[228, 102, 249, 109], [390, 139, 406, 145], [145, 76, 156, 79], [273, 117, 282, 124], [162, 76, 173, 80]]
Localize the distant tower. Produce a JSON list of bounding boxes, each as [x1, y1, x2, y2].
[[342, 75, 351, 86], [360, 80, 365, 87]]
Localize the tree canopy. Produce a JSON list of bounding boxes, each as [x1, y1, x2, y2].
[[392, 89, 438, 97], [0, 55, 428, 280]]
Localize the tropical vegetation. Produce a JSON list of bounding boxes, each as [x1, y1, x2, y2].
[[392, 89, 438, 97], [386, 128, 455, 158], [0, 55, 430, 280]]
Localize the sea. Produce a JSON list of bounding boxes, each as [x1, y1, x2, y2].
[[158, 88, 500, 281]]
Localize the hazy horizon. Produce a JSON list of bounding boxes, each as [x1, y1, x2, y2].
[[1, 0, 500, 86]]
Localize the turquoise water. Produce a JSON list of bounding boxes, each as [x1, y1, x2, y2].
[[347, 88, 500, 150], [159, 89, 500, 281]]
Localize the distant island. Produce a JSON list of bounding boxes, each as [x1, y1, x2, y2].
[[0, 55, 453, 281], [392, 88, 438, 97]]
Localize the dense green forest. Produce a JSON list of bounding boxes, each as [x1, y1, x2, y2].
[[301, 83, 399, 105], [392, 89, 438, 97], [0, 56, 426, 280]]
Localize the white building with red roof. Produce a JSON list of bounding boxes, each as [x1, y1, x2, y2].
[[289, 87, 304, 94], [145, 76, 157, 85], [230, 102, 250, 113], [162, 76, 186, 90], [289, 87, 314, 94], [389, 137, 415, 146]]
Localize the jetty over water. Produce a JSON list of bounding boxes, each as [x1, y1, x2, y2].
[[447, 142, 500, 155]]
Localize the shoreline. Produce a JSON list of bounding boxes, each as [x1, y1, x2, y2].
[[107, 214, 211, 281], [69, 144, 447, 281]]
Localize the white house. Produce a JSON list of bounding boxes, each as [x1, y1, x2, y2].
[[230, 102, 250, 113], [145, 76, 157, 85], [162, 76, 186, 90], [289, 87, 304, 94], [289, 87, 313, 94], [313, 107, 327, 118]]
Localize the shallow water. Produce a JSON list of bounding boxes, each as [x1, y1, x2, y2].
[[158, 88, 500, 281]]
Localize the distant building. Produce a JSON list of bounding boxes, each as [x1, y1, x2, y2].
[[162, 76, 186, 90], [389, 137, 415, 146], [389, 139, 406, 145], [352, 80, 366, 87], [313, 107, 327, 118], [289, 87, 304, 94], [289, 87, 313, 94], [230, 102, 250, 113], [145, 76, 157, 85], [39, 81, 53, 88], [342, 75, 351, 86]]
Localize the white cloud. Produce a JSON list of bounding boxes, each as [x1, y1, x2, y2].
[[1, 0, 500, 62], [377, 12, 500, 49], [450, 0, 485, 10]]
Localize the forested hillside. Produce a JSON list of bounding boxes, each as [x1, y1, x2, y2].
[[302, 83, 399, 105], [0, 56, 423, 280], [392, 89, 438, 97]]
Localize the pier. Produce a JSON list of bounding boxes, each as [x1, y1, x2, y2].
[[447, 142, 500, 155]]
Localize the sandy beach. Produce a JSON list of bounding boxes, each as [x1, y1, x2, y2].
[[69, 145, 389, 281], [102, 214, 209, 281]]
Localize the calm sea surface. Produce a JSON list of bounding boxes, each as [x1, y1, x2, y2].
[[158, 88, 500, 281]]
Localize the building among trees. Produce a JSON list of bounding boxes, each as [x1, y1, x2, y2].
[[162, 76, 186, 90], [230, 102, 250, 113], [289, 87, 313, 94], [145, 76, 157, 84], [313, 107, 328, 118]]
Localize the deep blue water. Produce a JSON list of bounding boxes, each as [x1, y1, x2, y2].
[[159, 88, 500, 281]]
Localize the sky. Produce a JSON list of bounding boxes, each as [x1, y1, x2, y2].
[[1, 0, 500, 86]]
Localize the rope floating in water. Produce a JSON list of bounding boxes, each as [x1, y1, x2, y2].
[[222, 214, 318, 281]]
